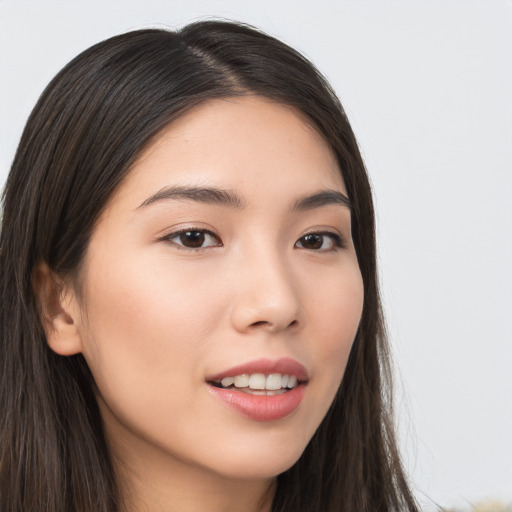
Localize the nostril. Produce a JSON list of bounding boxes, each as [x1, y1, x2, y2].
[[249, 320, 270, 328], [248, 319, 298, 329]]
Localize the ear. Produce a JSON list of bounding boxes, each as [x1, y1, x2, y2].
[[32, 262, 83, 356]]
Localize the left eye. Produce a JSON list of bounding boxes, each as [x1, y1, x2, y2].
[[164, 229, 221, 249], [295, 232, 343, 251]]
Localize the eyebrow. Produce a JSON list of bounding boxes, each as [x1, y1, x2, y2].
[[292, 190, 351, 211], [137, 185, 351, 211], [137, 185, 245, 209]]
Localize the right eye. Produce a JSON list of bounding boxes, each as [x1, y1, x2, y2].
[[162, 228, 222, 250]]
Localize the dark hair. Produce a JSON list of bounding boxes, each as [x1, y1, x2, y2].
[[0, 20, 418, 511]]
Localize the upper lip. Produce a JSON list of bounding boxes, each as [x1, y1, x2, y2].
[[206, 357, 309, 383]]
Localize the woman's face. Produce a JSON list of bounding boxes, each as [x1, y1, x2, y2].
[[70, 96, 364, 482]]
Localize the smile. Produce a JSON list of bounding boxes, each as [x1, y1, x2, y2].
[[206, 358, 308, 421], [210, 373, 299, 395]]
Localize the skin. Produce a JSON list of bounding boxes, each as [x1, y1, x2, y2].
[[41, 96, 364, 512]]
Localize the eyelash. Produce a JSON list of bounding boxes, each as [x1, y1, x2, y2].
[[160, 228, 347, 252], [160, 228, 222, 251], [295, 231, 347, 251]]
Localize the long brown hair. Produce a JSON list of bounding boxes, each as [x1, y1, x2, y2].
[[0, 20, 418, 511]]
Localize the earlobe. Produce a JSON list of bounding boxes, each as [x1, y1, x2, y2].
[[32, 262, 83, 356]]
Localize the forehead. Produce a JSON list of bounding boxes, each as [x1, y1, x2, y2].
[[112, 96, 346, 210]]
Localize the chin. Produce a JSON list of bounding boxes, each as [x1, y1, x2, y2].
[[209, 443, 306, 481]]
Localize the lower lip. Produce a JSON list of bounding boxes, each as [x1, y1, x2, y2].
[[207, 384, 306, 422]]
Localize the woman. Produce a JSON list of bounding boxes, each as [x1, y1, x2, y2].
[[0, 20, 419, 512]]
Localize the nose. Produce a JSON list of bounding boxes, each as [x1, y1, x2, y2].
[[230, 249, 304, 334]]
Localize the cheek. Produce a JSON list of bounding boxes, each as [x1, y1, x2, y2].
[[77, 250, 226, 408], [308, 267, 364, 388]]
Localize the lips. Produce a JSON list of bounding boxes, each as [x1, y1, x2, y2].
[[206, 358, 308, 422], [207, 357, 308, 383]]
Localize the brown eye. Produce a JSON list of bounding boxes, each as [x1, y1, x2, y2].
[[165, 229, 221, 249], [180, 231, 205, 248], [300, 234, 323, 250], [295, 232, 344, 251]]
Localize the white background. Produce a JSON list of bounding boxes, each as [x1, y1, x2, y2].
[[1, 1, 511, 510]]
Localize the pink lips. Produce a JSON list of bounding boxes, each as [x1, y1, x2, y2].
[[207, 357, 308, 383], [206, 358, 308, 422]]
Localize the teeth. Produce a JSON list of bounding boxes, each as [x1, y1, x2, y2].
[[221, 376, 235, 387], [234, 374, 250, 387], [218, 373, 299, 390], [266, 374, 283, 390], [248, 373, 266, 390]]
